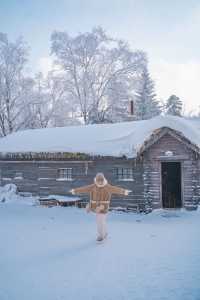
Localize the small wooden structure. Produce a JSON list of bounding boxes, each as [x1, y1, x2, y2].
[[39, 196, 81, 208]]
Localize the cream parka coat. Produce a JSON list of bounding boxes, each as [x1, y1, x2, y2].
[[72, 181, 128, 213]]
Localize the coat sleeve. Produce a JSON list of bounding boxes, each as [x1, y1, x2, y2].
[[108, 184, 127, 195], [72, 184, 94, 194]]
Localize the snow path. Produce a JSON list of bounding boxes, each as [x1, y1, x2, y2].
[[0, 205, 200, 300]]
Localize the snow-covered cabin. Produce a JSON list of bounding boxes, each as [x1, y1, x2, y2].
[[0, 115, 200, 210]]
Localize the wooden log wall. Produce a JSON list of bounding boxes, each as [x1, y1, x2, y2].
[[0, 131, 199, 210], [0, 158, 144, 209], [0, 162, 39, 194]]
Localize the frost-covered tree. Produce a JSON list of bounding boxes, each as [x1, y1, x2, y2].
[[29, 72, 75, 128], [0, 33, 81, 135], [106, 73, 139, 122], [45, 71, 81, 127], [51, 27, 146, 124], [34, 72, 65, 128], [134, 66, 161, 120], [165, 95, 182, 116], [0, 33, 34, 135]]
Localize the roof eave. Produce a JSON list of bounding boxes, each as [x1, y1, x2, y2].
[[137, 126, 200, 157]]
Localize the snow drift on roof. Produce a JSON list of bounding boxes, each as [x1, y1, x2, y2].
[[0, 115, 200, 158]]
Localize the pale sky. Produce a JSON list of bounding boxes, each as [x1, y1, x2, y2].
[[1, 0, 200, 113]]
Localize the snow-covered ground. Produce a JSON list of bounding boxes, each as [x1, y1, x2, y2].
[[0, 202, 200, 300]]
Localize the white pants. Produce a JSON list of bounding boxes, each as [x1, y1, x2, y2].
[[96, 213, 107, 238]]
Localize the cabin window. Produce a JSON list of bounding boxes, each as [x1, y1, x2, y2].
[[114, 168, 134, 181], [14, 172, 23, 180], [57, 168, 73, 181]]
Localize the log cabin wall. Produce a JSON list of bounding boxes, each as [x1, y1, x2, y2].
[[0, 158, 144, 208], [0, 161, 39, 194], [0, 160, 92, 196], [0, 132, 199, 210], [142, 132, 199, 209]]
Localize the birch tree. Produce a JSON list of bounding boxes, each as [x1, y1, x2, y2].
[[0, 33, 33, 135], [29, 71, 79, 128], [51, 27, 146, 124]]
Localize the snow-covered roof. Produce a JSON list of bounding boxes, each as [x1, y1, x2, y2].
[[0, 115, 200, 158]]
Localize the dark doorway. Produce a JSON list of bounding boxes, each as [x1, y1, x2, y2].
[[161, 162, 182, 208]]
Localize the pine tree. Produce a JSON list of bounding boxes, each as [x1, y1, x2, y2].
[[135, 66, 161, 120], [165, 95, 182, 116]]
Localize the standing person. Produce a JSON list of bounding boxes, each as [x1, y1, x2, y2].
[[70, 173, 131, 242]]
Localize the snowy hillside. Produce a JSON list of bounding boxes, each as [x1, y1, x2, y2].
[[0, 202, 200, 300], [0, 115, 200, 158]]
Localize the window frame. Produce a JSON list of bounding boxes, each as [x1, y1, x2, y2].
[[14, 171, 24, 180], [114, 167, 134, 181], [57, 168, 73, 181]]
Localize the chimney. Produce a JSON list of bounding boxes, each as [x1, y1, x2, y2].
[[129, 100, 134, 115]]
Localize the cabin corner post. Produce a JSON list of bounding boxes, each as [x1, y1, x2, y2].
[[143, 158, 161, 209], [143, 162, 153, 210], [191, 166, 199, 206], [182, 157, 199, 209], [197, 159, 200, 205]]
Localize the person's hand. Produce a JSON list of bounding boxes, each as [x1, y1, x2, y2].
[[125, 189, 132, 195], [86, 203, 90, 213]]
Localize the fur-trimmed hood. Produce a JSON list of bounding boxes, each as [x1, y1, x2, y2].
[[94, 173, 108, 187], [94, 177, 108, 187]]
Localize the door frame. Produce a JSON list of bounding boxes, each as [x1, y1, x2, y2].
[[160, 160, 183, 209]]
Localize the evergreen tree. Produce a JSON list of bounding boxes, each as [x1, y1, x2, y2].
[[135, 66, 161, 120], [165, 95, 182, 116]]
